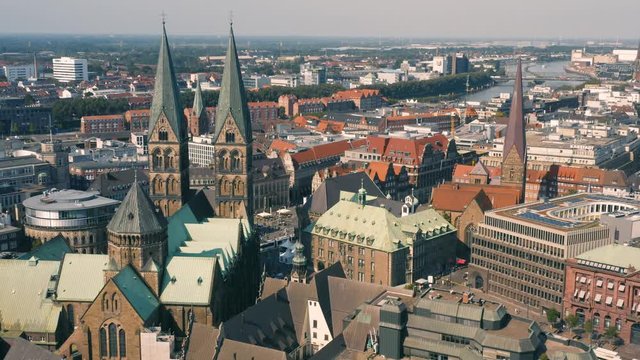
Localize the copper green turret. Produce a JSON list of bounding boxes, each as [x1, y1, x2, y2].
[[213, 24, 252, 143], [192, 80, 205, 121], [149, 22, 186, 141]]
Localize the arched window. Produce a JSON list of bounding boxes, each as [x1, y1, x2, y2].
[[217, 150, 228, 171], [152, 149, 163, 170], [164, 149, 176, 169], [230, 150, 241, 171], [593, 313, 600, 328], [99, 328, 107, 357], [225, 132, 235, 143], [119, 329, 126, 357], [81, 236, 85, 245], [604, 315, 611, 328], [112, 293, 118, 312], [108, 323, 117, 356], [67, 304, 75, 328], [616, 318, 622, 331], [159, 129, 168, 141]]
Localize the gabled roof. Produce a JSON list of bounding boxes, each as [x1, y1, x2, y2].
[[502, 59, 526, 161], [0, 259, 62, 334], [18, 235, 71, 261], [431, 183, 521, 212], [160, 256, 218, 305], [366, 161, 392, 181], [307, 172, 384, 215], [291, 139, 367, 166], [112, 265, 159, 321], [107, 182, 167, 235], [213, 24, 252, 143], [56, 254, 109, 302], [470, 161, 490, 176], [0, 336, 62, 360], [149, 22, 186, 140]]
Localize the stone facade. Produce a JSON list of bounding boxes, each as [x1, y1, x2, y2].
[[25, 227, 107, 254], [148, 113, 189, 217]]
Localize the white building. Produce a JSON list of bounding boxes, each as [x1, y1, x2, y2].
[[300, 63, 326, 85], [612, 49, 639, 62], [53, 57, 88, 82], [242, 74, 270, 89], [270, 74, 299, 87], [140, 327, 178, 360], [2, 64, 35, 82], [432, 56, 450, 74], [188, 135, 216, 167]]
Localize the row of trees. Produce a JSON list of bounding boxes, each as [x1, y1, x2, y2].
[[52, 97, 130, 128], [366, 72, 494, 100], [547, 308, 620, 345]]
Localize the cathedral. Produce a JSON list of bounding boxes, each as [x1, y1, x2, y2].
[[500, 59, 527, 199], [55, 21, 260, 359]]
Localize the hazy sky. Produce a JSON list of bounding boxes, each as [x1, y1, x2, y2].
[[3, 0, 639, 39]]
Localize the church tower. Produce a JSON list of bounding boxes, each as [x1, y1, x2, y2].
[[106, 179, 168, 295], [290, 240, 307, 284], [188, 80, 209, 136], [148, 21, 190, 217], [634, 40, 640, 82], [213, 23, 253, 220], [501, 59, 527, 200]]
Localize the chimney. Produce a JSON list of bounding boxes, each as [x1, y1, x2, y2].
[[462, 292, 470, 304]]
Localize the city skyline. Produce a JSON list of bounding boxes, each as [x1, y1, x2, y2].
[[2, 0, 639, 40]]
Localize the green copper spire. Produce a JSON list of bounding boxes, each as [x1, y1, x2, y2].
[[213, 24, 252, 142], [192, 80, 205, 119], [149, 22, 186, 140]]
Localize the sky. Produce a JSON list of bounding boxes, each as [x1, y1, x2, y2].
[[2, 0, 639, 40]]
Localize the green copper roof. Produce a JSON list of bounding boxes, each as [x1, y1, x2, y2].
[[213, 25, 252, 142], [112, 265, 159, 321], [107, 181, 167, 235], [149, 22, 186, 140], [192, 80, 205, 119], [18, 235, 71, 261]]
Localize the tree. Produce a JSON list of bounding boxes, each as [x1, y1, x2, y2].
[[24, 93, 36, 106], [546, 308, 560, 324], [584, 320, 594, 344], [10, 122, 19, 135], [565, 314, 579, 336], [604, 326, 618, 339]]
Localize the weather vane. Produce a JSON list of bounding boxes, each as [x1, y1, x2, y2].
[[161, 10, 166, 25], [229, 11, 234, 26]]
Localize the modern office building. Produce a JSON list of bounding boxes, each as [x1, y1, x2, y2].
[[270, 74, 299, 88], [564, 244, 640, 345], [300, 63, 326, 85], [188, 135, 215, 167], [52, 57, 88, 82], [22, 189, 119, 253], [469, 194, 638, 311], [2, 64, 36, 82], [242, 74, 270, 89]]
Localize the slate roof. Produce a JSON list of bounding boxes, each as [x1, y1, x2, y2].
[[306, 172, 384, 215], [0, 336, 62, 360], [56, 254, 109, 302], [0, 259, 62, 334], [214, 25, 252, 143], [503, 59, 526, 161], [149, 22, 186, 141], [160, 256, 218, 305], [88, 169, 148, 199], [107, 181, 167, 235], [18, 235, 71, 261], [112, 265, 159, 322]]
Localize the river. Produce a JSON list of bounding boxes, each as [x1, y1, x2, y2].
[[466, 60, 588, 103]]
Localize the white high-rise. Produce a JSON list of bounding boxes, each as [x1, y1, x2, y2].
[[53, 57, 88, 82], [1, 64, 36, 81]]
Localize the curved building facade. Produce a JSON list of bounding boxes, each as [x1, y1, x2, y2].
[[23, 189, 119, 253]]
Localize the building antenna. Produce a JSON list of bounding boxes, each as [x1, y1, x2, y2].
[[33, 53, 38, 80]]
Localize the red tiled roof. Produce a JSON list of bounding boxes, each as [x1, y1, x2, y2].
[[291, 138, 367, 166], [366, 161, 392, 181], [333, 89, 380, 100], [431, 183, 521, 212], [365, 134, 449, 165], [269, 139, 297, 154]]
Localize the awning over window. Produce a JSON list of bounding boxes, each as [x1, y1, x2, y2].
[[605, 296, 613, 305], [578, 290, 586, 299], [574, 289, 579, 297], [607, 282, 615, 290], [594, 294, 602, 303], [619, 284, 626, 292], [596, 279, 603, 287], [617, 299, 625, 308], [580, 277, 587, 284]]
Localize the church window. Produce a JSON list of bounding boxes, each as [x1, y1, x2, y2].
[[67, 304, 75, 328], [225, 132, 235, 143], [108, 323, 117, 356], [159, 129, 169, 141], [119, 329, 126, 357], [99, 328, 107, 357], [153, 149, 163, 170]]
